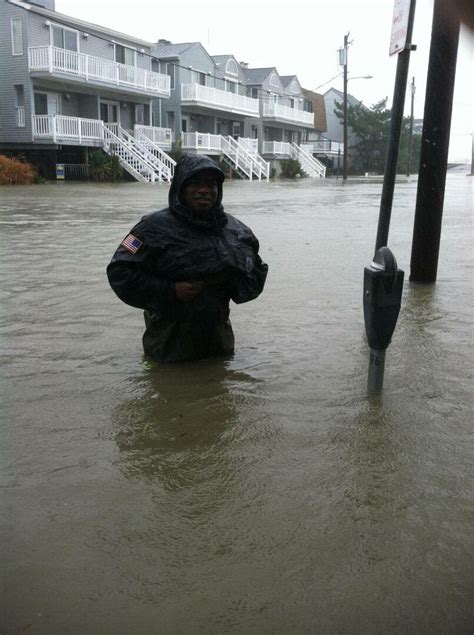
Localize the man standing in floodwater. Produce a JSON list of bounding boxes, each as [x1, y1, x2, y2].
[[107, 154, 268, 362]]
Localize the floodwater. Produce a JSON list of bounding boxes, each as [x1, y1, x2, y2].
[[1, 169, 473, 634]]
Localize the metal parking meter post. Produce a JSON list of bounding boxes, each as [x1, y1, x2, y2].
[[364, 247, 404, 393]]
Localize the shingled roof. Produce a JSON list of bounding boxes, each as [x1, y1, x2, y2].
[[280, 75, 297, 88], [151, 42, 199, 58], [243, 67, 276, 84], [324, 87, 361, 108]]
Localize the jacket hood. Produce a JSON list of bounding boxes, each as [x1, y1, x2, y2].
[[169, 154, 226, 229]]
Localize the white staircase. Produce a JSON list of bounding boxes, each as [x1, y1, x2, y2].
[[133, 126, 176, 181], [220, 136, 254, 180], [290, 142, 326, 178], [103, 125, 158, 183], [237, 138, 270, 180], [103, 123, 175, 183]]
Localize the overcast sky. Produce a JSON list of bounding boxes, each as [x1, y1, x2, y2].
[[56, 0, 473, 161]]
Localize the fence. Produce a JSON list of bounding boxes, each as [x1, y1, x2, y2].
[[58, 164, 90, 181]]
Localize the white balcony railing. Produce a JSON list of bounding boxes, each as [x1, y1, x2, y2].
[[28, 46, 170, 97], [181, 84, 259, 117], [239, 138, 258, 154], [134, 124, 172, 149], [32, 115, 105, 143], [16, 107, 25, 127], [182, 132, 222, 151], [263, 103, 314, 126], [309, 140, 344, 154], [262, 141, 291, 156]]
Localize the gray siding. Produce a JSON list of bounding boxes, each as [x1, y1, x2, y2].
[[27, 11, 153, 71], [0, 3, 33, 143]]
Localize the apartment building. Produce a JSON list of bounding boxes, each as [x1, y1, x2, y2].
[[0, 0, 175, 181], [0, 0, 327, 181]]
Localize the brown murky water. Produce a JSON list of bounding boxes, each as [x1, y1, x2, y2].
[[1, 170, 473, 633]]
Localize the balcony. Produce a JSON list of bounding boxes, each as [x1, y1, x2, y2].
[[263, 103, 314, 127], [32, 114, 105, 145], [182, 132, 222, 153], [308, 140, 344, 155], [134, 124, 173, 149], [181, 84, 259, 117], [28, 46, 170, 98], [262, 141, 291, 156]]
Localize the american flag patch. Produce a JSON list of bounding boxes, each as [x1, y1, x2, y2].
[[121, 233, 143, 254]]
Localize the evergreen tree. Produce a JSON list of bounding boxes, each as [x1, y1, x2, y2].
[[334, 98, 421, 175]]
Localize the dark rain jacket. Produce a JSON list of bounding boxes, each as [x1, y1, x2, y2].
[[107, 154, 268, 362]]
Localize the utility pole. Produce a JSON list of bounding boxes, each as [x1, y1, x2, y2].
[[406, 76, 415, 177], [409, 0, 460, 283], [339, 33, 350, 181]]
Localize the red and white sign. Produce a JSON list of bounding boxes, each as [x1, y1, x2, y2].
[[389, 0, 412, 56]]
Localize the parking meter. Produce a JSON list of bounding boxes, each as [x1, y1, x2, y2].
[[363, 246, 404, 392]]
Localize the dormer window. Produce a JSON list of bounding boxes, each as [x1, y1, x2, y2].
[[269, 73, 280, 88], [225, 59, 238, 76], [52, 25, 78, 52]]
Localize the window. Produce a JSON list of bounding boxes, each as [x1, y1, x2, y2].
[[166, 63, 175, 89], [14, 85, 25, 127], [52, 25, 78, 52], [192, 71, 206, 86], [14, 85, 25, 107], [135, 104, 145, 125], [225, 59, 238, 76], [269, 73, 280, 88], [11, 18, 23, 55], [115, 44, 136, 66], [226, 80, 236, 94], [34, 93, 48, 115], [251, 88, 258, 99]]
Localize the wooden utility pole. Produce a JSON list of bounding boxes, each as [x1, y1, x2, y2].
[[409, 0, 460, 283], [342, 33, 349, 181]]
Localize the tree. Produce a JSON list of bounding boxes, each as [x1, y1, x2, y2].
[[334, 98, 421, 175]]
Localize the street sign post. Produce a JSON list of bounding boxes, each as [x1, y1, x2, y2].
[[390, 0, 412, 55], [363, 0, 416, 393]]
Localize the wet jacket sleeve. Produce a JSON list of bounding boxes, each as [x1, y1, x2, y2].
[[106, 223, 175, 313], [227, 231, 268, 304]]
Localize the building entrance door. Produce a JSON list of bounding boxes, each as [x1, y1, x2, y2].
[[99, 100, 120, 125]]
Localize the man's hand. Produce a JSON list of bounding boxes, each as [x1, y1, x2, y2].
[[175, 280, 204, 301]]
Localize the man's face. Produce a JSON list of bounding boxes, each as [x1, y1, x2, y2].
[[182, 170, 219, 215]]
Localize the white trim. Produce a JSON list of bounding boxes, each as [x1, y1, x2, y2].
[[269, 72, 280, 88], [225, 59, 238, 76]]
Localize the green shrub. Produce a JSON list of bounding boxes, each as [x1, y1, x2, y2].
[[0, 154, 37, 185], [280, 159, 302, 179], [88, 149, 125, 182]]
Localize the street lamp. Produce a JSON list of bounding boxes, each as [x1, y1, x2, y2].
[[339, 32, 372, 180]]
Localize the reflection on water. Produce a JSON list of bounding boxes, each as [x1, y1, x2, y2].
[[1, 175, 473, 633], [114, 362, 262, 490]]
